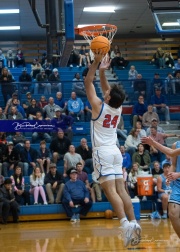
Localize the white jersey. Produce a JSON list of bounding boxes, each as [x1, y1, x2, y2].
[[91, 103, 122, 149]]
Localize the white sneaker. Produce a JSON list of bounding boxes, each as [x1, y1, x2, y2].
[[131, 223, 142, 246], [165, 121, 170, 125], [44, 202, 48, 205], [70, 214, 76, 223], [121, 222, 141, 247], [70, 64, 73, 67], [142, 196, 147, 201]]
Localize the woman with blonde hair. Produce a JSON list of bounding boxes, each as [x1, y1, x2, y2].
[[128, 162, 140, 198], [29, 167, 47, 205]]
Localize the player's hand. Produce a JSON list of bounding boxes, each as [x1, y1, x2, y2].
[[69, 201, 74, 207], [84, 197, 89, 203], [99, 54, 110, 70], [94, 50, 105, 64], [141, 136, 154, 146], [167, 172, 180, 181]]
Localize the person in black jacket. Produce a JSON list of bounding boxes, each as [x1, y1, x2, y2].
[[2, 142, 20, 177], [49, 129, 71, 164], [19, 140, 38, 176], [44, 163, 64, 204], [0, 178, 19, 224], [0, 67, 15, 105], [75, 138, 93, 174], [19, 68, 32, 94]]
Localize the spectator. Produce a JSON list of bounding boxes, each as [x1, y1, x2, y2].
[[34, 68, 51, 95], [0, 67, 15, 105], [19, 140, 39, 176], [26, 99, 43, 120], [8, 106, 23, 120], [48, 68, 62, 92], [0, 49, 6, 70], [19, 68, 32, 94], [161, 154, 172, 167], [12, 132, 26, 152], [133, 74, 147, 98], [14, 49, 26, 68], [152, 73, 164, 93], [62, 168, 92, 222], [151, 161, 163, 185], [124, 128, 141, 157], [38, 95, 48, 109], [110, 45, 120, 59], [72, 73, 86, 97], [117, 116, 128, 141], [174, 58, 180, 71], [6, 49, 15, 68], [3, 92, 19, 115], [163, 51, 175, 69], [0, 132, 7, 145], [51, 107, 74, 141], [29, 167, 47, 205], [135, 121, 146, 138], [164, 73, 175, 95], [2, 142, 20, 177], [150, 88, 170, 124], [49, 129, 71, 164], [120, 146, 132, 172], [79, 45, 90, 67], [0, 178, 19, 224], [110, 51, 129, 70], [75, 138, 93, 174], [0, 107, 6, 120], [128, 162, 140, 198], [8, 97, 25, 118], [67, 92, 84, 122], [173, 72, 180, 94], [157, 162, 173, 219], [31, 111, 51, 143], [76, 162, 96, 202], [68, 45, 80, 67], [44, 163, 64, 204], [142, 104, 159, 130], [132, 95, 147, 128], [153, 47, 165, 69], [132, 143, 151, 172], [10, 166, 30, 205], [22, 92, 33, 112], [42, 59, 52, 77], [128, 65, 138, 80], [64, 145, 83, 177], [91, 171, 102, 202], [84, 99, 92, 122], [31, 59, 42, 79], [54, 92, 67, 111], [36, 140, 52, 173], [43, 97, 62, 119], [146, 117, 165, 136]]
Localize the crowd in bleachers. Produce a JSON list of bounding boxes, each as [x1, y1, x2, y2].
[[0, 44, 180, 223]]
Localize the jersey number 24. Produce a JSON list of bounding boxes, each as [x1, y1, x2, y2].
[[103, 114, 119, 128]]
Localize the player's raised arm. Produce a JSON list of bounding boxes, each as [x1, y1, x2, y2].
[[99, 56, 111, 95], [84, 53, 103, 108], [141, 136, 180, 157]]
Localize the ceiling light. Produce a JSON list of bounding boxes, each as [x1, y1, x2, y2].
[[162, 22, 180, 26], [0, 9, 19, 14], [0, 26, 20, 30], [83, 6, 115, 13]]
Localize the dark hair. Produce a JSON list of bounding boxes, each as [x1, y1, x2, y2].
[[150, 126, 157, 130], [108, 84, 125, 109], [4, 178, 12, 185], [76, 162, 83, 167], [13, 166, 23, 186]]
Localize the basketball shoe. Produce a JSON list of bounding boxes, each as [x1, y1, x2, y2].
[[119, 222, 141, 247]]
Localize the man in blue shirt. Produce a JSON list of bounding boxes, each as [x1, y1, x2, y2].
[[120, 146, 132, 173], [150, 88, 170, 124], [62, 168, 92, 222], [132, 95, 147, 128]]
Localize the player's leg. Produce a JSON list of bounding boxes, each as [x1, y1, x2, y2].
[[168, 203, 180, 238]]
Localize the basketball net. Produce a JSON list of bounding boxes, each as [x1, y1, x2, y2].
[[75, 24, 117, 60]]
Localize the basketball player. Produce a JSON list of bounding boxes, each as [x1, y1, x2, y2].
[[142, 136, 180, 238], [84, 51, 141, 247]]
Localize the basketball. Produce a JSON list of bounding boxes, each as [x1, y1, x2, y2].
[[104, 209, 113, 219], [90, 36, 110, 55]]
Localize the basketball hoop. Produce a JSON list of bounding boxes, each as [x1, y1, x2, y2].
[[75, 24, 117, 43], [75, 24, 117, 60]]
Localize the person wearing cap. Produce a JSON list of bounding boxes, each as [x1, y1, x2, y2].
[[4, 92, 20, 115], [44, 163, 64, 204], [43, 97, 62, 119], [146, 117, 165, 136], [2, 142, 20, 177], [62, 167, 92, 222], [157, 162, 173, 219], [51, 107, 74, 141], [34, 68, 51, 95], [142, 104, 159, 130], [48, 68, 62, 92], [19, 68, 32, 94], [22, 92, 32, 112], [0, 178, 19, 224], [67, 92, 84, 122], [150, 88, 170, 125]]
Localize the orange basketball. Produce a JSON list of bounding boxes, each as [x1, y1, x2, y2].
[[104, 210, 113, 219], [90, 36, 110, 55]]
